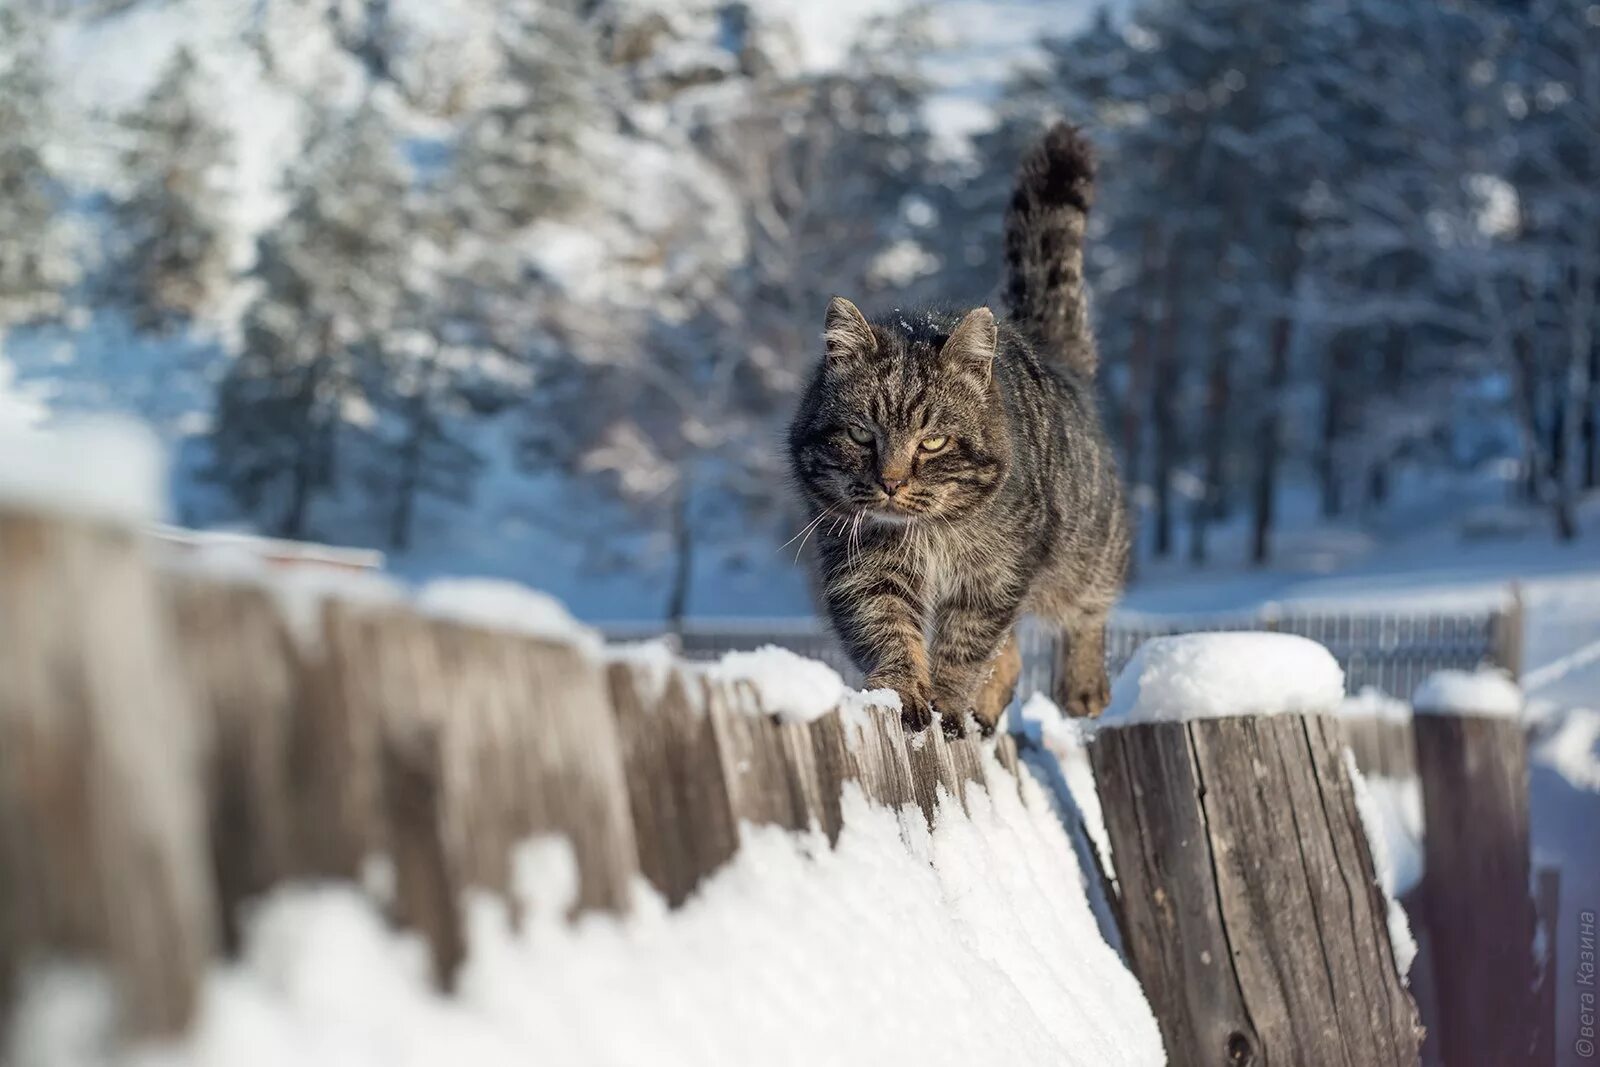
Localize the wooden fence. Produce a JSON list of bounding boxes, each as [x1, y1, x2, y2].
[[0, 506, 1027, 1043], [609, 599, 1522, 706]]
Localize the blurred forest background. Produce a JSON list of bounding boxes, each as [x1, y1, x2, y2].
[[1, 0, 1597, 620]]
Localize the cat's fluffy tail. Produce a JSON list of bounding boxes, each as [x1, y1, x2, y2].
[[1003, 122, 1098, 378]]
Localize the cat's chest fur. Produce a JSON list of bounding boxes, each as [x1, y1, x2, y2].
[[910, 518, 1016, 607]]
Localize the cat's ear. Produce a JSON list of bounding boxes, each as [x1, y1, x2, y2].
[[941, 307, 998, 384], [824, 296, 876, 366]]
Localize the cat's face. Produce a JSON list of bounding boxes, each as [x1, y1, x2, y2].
[[788, 298, 1011, 525]]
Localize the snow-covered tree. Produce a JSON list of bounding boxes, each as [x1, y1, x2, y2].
[[0, 5, 68, 328], [453, 0, 610, 230], [110, 48, 233, 332], [211, 102, 416, 539]]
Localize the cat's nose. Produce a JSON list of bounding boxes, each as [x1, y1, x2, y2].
[[880, 475, 907, 495]]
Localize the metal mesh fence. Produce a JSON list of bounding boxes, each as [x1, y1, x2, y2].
[[606, 606, 1512, 703]]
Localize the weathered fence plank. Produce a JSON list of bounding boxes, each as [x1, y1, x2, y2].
[[778, 718, 828, 833], [0, 514, 215, 1037], [299, 601, 392, 880], [904, 723, 963, 826], [832, 705, 917, 814], [807, 710, 857, 844], [864, 707, 918, 813], [1413, 686, 1538, 1067], [607, 663, 738, 906], [946, 736, 989, 808], [1091, 721, 1265, 1063], [379, 725, 466, 990], [1491, 586, 1525, 680], [165, 575, 304, 950], [709, 679, 810, 832]]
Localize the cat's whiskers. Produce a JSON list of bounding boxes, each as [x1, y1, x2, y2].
[[778, 509, 830, 554], [790, 508, 835, 564]]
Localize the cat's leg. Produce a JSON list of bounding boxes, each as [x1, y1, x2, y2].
[[1054, 609, 1110, 719], [970, 629, 1022, 737], [819, 535, 933, 730], [929, 579, 1025, 737]]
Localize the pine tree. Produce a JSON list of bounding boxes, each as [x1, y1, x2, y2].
[[453, 0, 608, 229], [211, 103, 415, 539], [0, 5, 68, 328], [111, 48, 233, 332]]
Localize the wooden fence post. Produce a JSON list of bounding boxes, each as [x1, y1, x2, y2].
[[164, 574, 305, 951], [1490, 585, 1526, 680], [1338, 691, 1416, 781], [379, 724, 465, 990], [709, 679, 815, 832], [1089, 634, 1421, 1067], [851, 706, 918, 815], [1531, 867, 1561, 1067], [0, 513, 215, 1038], [1411, 670, 1538, 1067], [606, 663, 738, 906], [903, 722, 964, 827], [321, 605, 639, 985], [808, 711, 856, 844]]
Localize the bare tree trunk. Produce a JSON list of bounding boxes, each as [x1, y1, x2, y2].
[[1191, 291, 1236, 566], [1121, 224, 1159, 482], [1121, 224, 1159, 582], [1511, 289, 1547, 506], [1251, 233, 1302, 565], [1583, 329, 1599, 489], [389, 392, 424, 552], [282, 339, 334, 541], [282, 444, 313, 540], [1515, 314, 1577, 540], [282, 392, 319, 542], [1319, 332, 1352, 519], [1151, 238, 1185, 560], [664, 485, 694, 633], [1556, 229, 1595, 539]]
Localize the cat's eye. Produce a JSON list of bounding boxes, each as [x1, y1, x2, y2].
[[920, 435, 950, 452], [847, 425, 874, 444]]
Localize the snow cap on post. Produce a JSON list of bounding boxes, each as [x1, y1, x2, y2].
[[1412, 668, 1523, 719], [0, 417, 166, 525], [1101, 632, 1345, 728]]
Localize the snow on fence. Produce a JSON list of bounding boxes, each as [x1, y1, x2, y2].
[[0, 501, 1166, 1066]]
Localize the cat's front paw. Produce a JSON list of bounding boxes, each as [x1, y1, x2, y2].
[[866, 671, 933, 732], [1058, 665, 1110, 719], [930, 688, 975, 739]]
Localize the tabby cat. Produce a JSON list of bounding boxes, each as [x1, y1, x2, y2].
[[786, 122, 1128, 735]]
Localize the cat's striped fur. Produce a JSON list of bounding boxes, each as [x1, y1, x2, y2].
[[787, 122, 1128, 734]]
